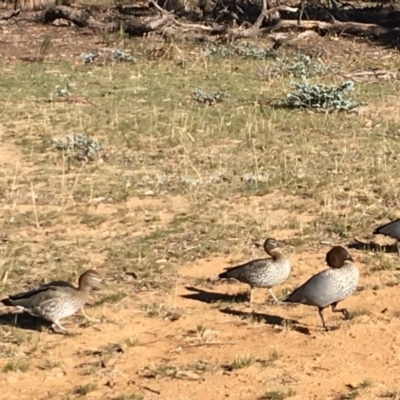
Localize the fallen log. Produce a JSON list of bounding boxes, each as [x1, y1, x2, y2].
[[273, 19, 400, 41], [27, 3, 400, 44]]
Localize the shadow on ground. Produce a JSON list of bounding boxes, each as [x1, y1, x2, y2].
[[182, 286, 250, 304], [219, 307, 311, 335], [348, 239, 397, 254], [0, 311, 52, 332]]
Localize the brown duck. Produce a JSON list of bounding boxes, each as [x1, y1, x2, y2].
[[1, 269, 102, 334], [210, 238, 291, 304]]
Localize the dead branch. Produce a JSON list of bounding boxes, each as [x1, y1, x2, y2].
[[273, 19, 400, 41], [37, 5, 174, 35], [17, 3, 399, 44], [0, 8, 20, 20], [222, 5, 298, 39], [39, 5, 90, 27]]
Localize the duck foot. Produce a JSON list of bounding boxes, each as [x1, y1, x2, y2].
[[50, 321, 70, 335], [81, 307, 100, 323]]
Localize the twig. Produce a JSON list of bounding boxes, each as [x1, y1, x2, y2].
[[182, 341, 236, 348], [149, 0, 173, 15], [141, 386, 161, 395], [30, 181, 40, 229], [0, 9, 20, 20]]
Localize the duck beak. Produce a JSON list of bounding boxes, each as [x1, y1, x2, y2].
[[348, 255, 354, 262]]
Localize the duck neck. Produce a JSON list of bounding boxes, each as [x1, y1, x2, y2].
[[267, 249, 284, 261], [78, 281, 92, 294], [341, 260, 355, 269]]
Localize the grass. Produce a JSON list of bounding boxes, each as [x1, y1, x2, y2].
[[143, 302, 182, 321], [259, 349, 280, 367], [73, 383, 98, 395], [350, 308, 371, 319], [260, 389, 296, 400], [338, 379, 373, 399], [95, 291, 128, 306], [2, 359, 30, 373], [140, 360, 216, 379], [224, 354, 255, 370], [2, 19, 400, 400], [370, 253, 398, 272], [379, 389, 400, 398], [113, 395, 144, 400]]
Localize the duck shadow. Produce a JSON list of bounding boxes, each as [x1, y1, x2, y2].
[[182, 286, 250, 304], [219, 308, 311, 336], [348, 239, 397, 254], [0, 311, 53, 332]]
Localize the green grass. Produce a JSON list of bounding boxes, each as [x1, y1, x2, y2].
[[225, 354, 255, 370], [1, 35, 400, 323], [1, 32, 399, 311], [140, 359, 216, 379], [1, 17, 400, 400], [73, 383, 98, 395], [2, 359, 30, 373], [260, 388, 296, 400]]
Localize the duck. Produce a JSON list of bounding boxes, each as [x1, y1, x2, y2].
[[210, 238, 291, 305], [284, 246, 359, 331], [373, 218, 400, 256], [1, 269, 102, 334]]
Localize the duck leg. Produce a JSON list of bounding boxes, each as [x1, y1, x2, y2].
[[318, 307, 329, 331], [268, 288, 282, 305], [331, 302, 351, 320], [249, 288, 254, 305], [51, 320, 69, 335], [81, 307, 100, 323]]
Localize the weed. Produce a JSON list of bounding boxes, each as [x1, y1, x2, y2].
[[113, 395, 144, 400], [95, 291, 127, 306], [259, 349, 280, 367], [282, 79, 359, 111], [140, 360, 215, 379], [124, 337, 140, 347], [111, 49, 138, 63], [264, 52, 338, 79], [379, 389, 400, 398], [38, 359, 62, 370], [144, 303, 182, 321], [52, 133, 102, 162], [260, 388, 296, 399], [225, 354, 255, 370], [203, 41, 274, 60], [371, 257, 397, 272], [73, 383, 98, 395], [79, 51, 100, 64], [350, 308, 371, 318], [55, 81, 76, 97], [2, 359, 30, 373], [188, 324, 215, 343], [193, 277, 209, 286], [338, 380, 373, 399], [359, 379, 373, 389], [192, 88, 228, 105], [276, 288, 290, 301]]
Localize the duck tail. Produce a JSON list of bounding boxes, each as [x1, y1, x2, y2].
[[1, 298, 14, 306]]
